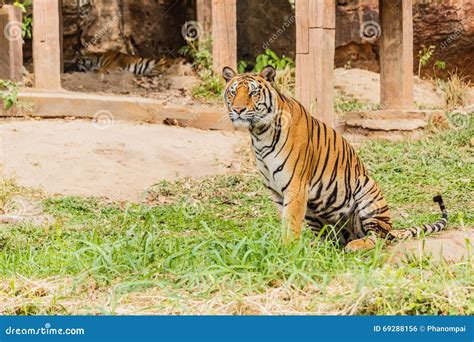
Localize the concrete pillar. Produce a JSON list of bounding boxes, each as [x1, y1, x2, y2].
[[379, 0, 414, 109], [33, 0, 62, 90], [196, 0, 212, 39], [211, 0, 236, 73], [295, 0, 335, 127], [0, 5, 23, 82]]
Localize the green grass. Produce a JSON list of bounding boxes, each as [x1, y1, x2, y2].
[[334, 95, 379, 114], [0, 123, 472, 315], [191, 70, 225, 101]]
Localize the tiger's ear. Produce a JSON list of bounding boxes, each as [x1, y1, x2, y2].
[[259, 65, 276, 83], [222, 67, 236, 82]]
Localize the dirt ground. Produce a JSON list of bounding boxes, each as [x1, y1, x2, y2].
[[334, 68, 446, 108], [0, 120, 245, 201], [60, 60, 203, 106]]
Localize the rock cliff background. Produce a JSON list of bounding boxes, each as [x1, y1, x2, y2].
[[12, 0, 474, 80]]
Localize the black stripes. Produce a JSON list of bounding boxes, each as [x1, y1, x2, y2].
[[433, 194, 448, 220], [223, 71, 452, 248], [389, 195, 449, 240], [77, 53, 163, 76]]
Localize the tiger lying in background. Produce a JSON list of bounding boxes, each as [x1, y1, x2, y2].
[[76, 51, 169, 76], [222, 65, 448, 251]]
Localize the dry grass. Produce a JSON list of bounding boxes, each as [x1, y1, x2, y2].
[[274, 66, 295, 97], [2, 259, 472, 315], [436, 73, 472, 110]]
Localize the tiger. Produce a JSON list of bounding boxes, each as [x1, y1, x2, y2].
[[222, 65, 448, 251], [76, 51, 169, 76]]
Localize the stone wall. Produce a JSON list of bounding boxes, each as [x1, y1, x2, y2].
[[236, 0, 296, 62], [62, 0, 187, 63], [333, 0, 474, 79], [413, 0, 473, 79]]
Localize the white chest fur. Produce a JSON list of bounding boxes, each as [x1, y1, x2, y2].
[[251, 134, 290, 196]]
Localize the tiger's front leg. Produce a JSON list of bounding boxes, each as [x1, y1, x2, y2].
[[281, 184, 308, 242], [267, 187, 283, 218]]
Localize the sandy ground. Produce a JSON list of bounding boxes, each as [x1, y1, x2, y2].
[[61, 72, 200, 106], [334, 68, 447, 108], [0, 120, 245, 201], [58, 59, 204, 106]]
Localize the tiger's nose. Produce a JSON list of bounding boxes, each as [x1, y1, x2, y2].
[[232, 106, 246, 114]]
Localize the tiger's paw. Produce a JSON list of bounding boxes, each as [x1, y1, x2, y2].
[[344, 237, 376, 252], [387, 230, 411, 240]]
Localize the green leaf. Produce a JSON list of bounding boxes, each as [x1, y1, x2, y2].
[[434, 60, 446, 70], [4, 98, 14, 110], [265, 49, 278, 60]]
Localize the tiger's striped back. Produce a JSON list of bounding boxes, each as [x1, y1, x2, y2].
[[77, 52, 168, 76]]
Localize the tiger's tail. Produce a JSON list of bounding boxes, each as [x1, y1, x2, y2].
[[388, 195, 448, 240]]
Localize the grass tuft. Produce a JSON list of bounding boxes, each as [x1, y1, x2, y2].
[[435, 73, 471, 110]]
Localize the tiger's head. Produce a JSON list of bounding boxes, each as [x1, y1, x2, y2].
[[222, 65, 277, 130]]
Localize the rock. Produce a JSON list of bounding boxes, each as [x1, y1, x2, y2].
[[237, 0, 296, 62], [345, 110, 437, 131], [61, 0, 187, 62], [342, 110, 447, 142], [413, 0, 474, 81], [335, 0, 474, 81], [343, 128, 424, 143], [389, 229, 474, 264]]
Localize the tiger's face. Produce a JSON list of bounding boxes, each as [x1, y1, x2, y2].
[[222, 66, 277, 130]]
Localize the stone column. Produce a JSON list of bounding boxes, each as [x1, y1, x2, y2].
[[379, 0, 414, 109], [196, 0, 212, 39], [211, 0, 237, 73], [33, 0, 62, 90], [0, 5, 23, 82], [295, 0, 336, 127]]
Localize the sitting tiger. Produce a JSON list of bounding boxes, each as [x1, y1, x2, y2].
[[76, 51, 169, 76], [222, 65, 448, 251]]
